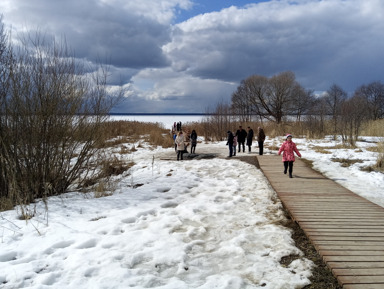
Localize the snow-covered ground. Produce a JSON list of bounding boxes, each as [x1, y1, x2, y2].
[[1, 135, 383, 289]]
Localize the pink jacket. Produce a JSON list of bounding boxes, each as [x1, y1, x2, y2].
[[278, 140, 301, 162]]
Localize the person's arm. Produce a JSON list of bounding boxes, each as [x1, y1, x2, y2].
[[278, 143, 285, 155], [293, 144, 301, 157]]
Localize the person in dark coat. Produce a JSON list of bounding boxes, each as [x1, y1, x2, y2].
[[190, 130, 197, 154], [246, 127, 254, 153], [226, 131, 234, 157], [235, 126, 247, 153], [257, 127, 266, 155]]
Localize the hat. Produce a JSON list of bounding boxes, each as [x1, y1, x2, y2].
[[286, 134, 292, 139], [227, 131, 231, 134]]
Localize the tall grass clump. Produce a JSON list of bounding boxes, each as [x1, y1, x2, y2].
[[375, 142, 384, 172], [361, 119, 384, 137], [100, 120, 174, 148]]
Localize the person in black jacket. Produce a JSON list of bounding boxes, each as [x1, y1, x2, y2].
[[257, 127, 266, 155], [235, 126, 247, 153], [246, 126, 254, 153], [190, 130, 197, 154], [226, 131, 234, 157]]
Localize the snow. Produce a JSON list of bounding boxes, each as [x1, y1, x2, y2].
[[1, 134, 383, 289]]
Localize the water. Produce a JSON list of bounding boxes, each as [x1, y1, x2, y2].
[[108, 114, 207, 130]]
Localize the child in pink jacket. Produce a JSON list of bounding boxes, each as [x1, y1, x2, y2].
[[278, 134, 301, 178]]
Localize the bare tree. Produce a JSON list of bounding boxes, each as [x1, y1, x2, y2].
[[305, 96, 328, 138], [244, 74, 268, 122], [338, 94, 370, 146], [291, 87, 315, 122], [324, 84, 347, 139], [205, 101, 234, 141], [231, 71, 305, 124], [0, 29, 122, 206], [231, 80, 253, 123], [355, 81, 384, 120]]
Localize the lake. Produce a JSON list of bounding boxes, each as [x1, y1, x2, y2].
[[108, 114, 207, 130]]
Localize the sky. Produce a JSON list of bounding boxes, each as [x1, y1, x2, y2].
[[1, 123, 383, 288], [1, 0, 384, 113]]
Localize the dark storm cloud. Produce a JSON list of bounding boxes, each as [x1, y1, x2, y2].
[[3, 0, 171, 68]]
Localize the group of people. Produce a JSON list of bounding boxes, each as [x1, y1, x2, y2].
[[173, 128, 198, 161], [172, 123, 301, 178], [226, 127, 301, 178], [226, 126, 266, 157]]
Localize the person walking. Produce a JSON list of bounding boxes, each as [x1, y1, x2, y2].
[[190, 129, 197, 154], [175, 131, 185, 160], [226, 131, 234, 157], [278, 134, 301, 178], [246, 126, 254, 153], [235, 126, 247, 153], [257, 127, 266, 155]]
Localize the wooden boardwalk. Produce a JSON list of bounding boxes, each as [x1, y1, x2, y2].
[[256, 155, 384, 289]]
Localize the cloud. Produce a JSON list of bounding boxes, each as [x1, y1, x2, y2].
[[165, 0, 384, 92], [115, 68, 236, 113], [1, 0, 191, 68], [1, 0, 384, 113]]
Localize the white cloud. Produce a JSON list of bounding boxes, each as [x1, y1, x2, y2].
[[164, 0, 384, 91]]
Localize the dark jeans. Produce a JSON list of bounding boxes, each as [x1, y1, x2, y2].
[[228, 144, 233, 157], [190, 144, 196, 154], [284, 161, 293, 175], [258, 141, 264, 155], [238, 141, 245, 152], [177, 150, 184, 160]]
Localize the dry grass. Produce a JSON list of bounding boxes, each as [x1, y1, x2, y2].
[[331, 158, 363, 167], [100, 120, 174, 148], [375, 142, 384, 172], [361, 119, 384, 136], [0, 197, 15, 212], [366, 146, 380, 153], [313, 147, 332, 154]]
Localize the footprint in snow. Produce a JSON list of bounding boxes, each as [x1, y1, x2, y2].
[[160, 201, 178, 208], [76, 238, 98, 249]]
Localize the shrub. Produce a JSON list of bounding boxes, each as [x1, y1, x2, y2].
[[0, 29, 122, 208]]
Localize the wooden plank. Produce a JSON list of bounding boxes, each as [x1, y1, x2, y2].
[[308, 232, 384, 237], [333, 268, 384, 276], [320, 250, 384, 256], [287, 208, 382, 212], [324, 255, 384, 262], [338, 275, 384, 284], [300, 223, 384, 228], [344, 285, 384, 289], [291, 215, 384, 222], [327, 262, 384, 269], [314, 240, 384, 245], [317, 245, 384, 251], [295, 218, 384, 222], [305, 226, 384, 234], [310, 236, 384, 241]]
